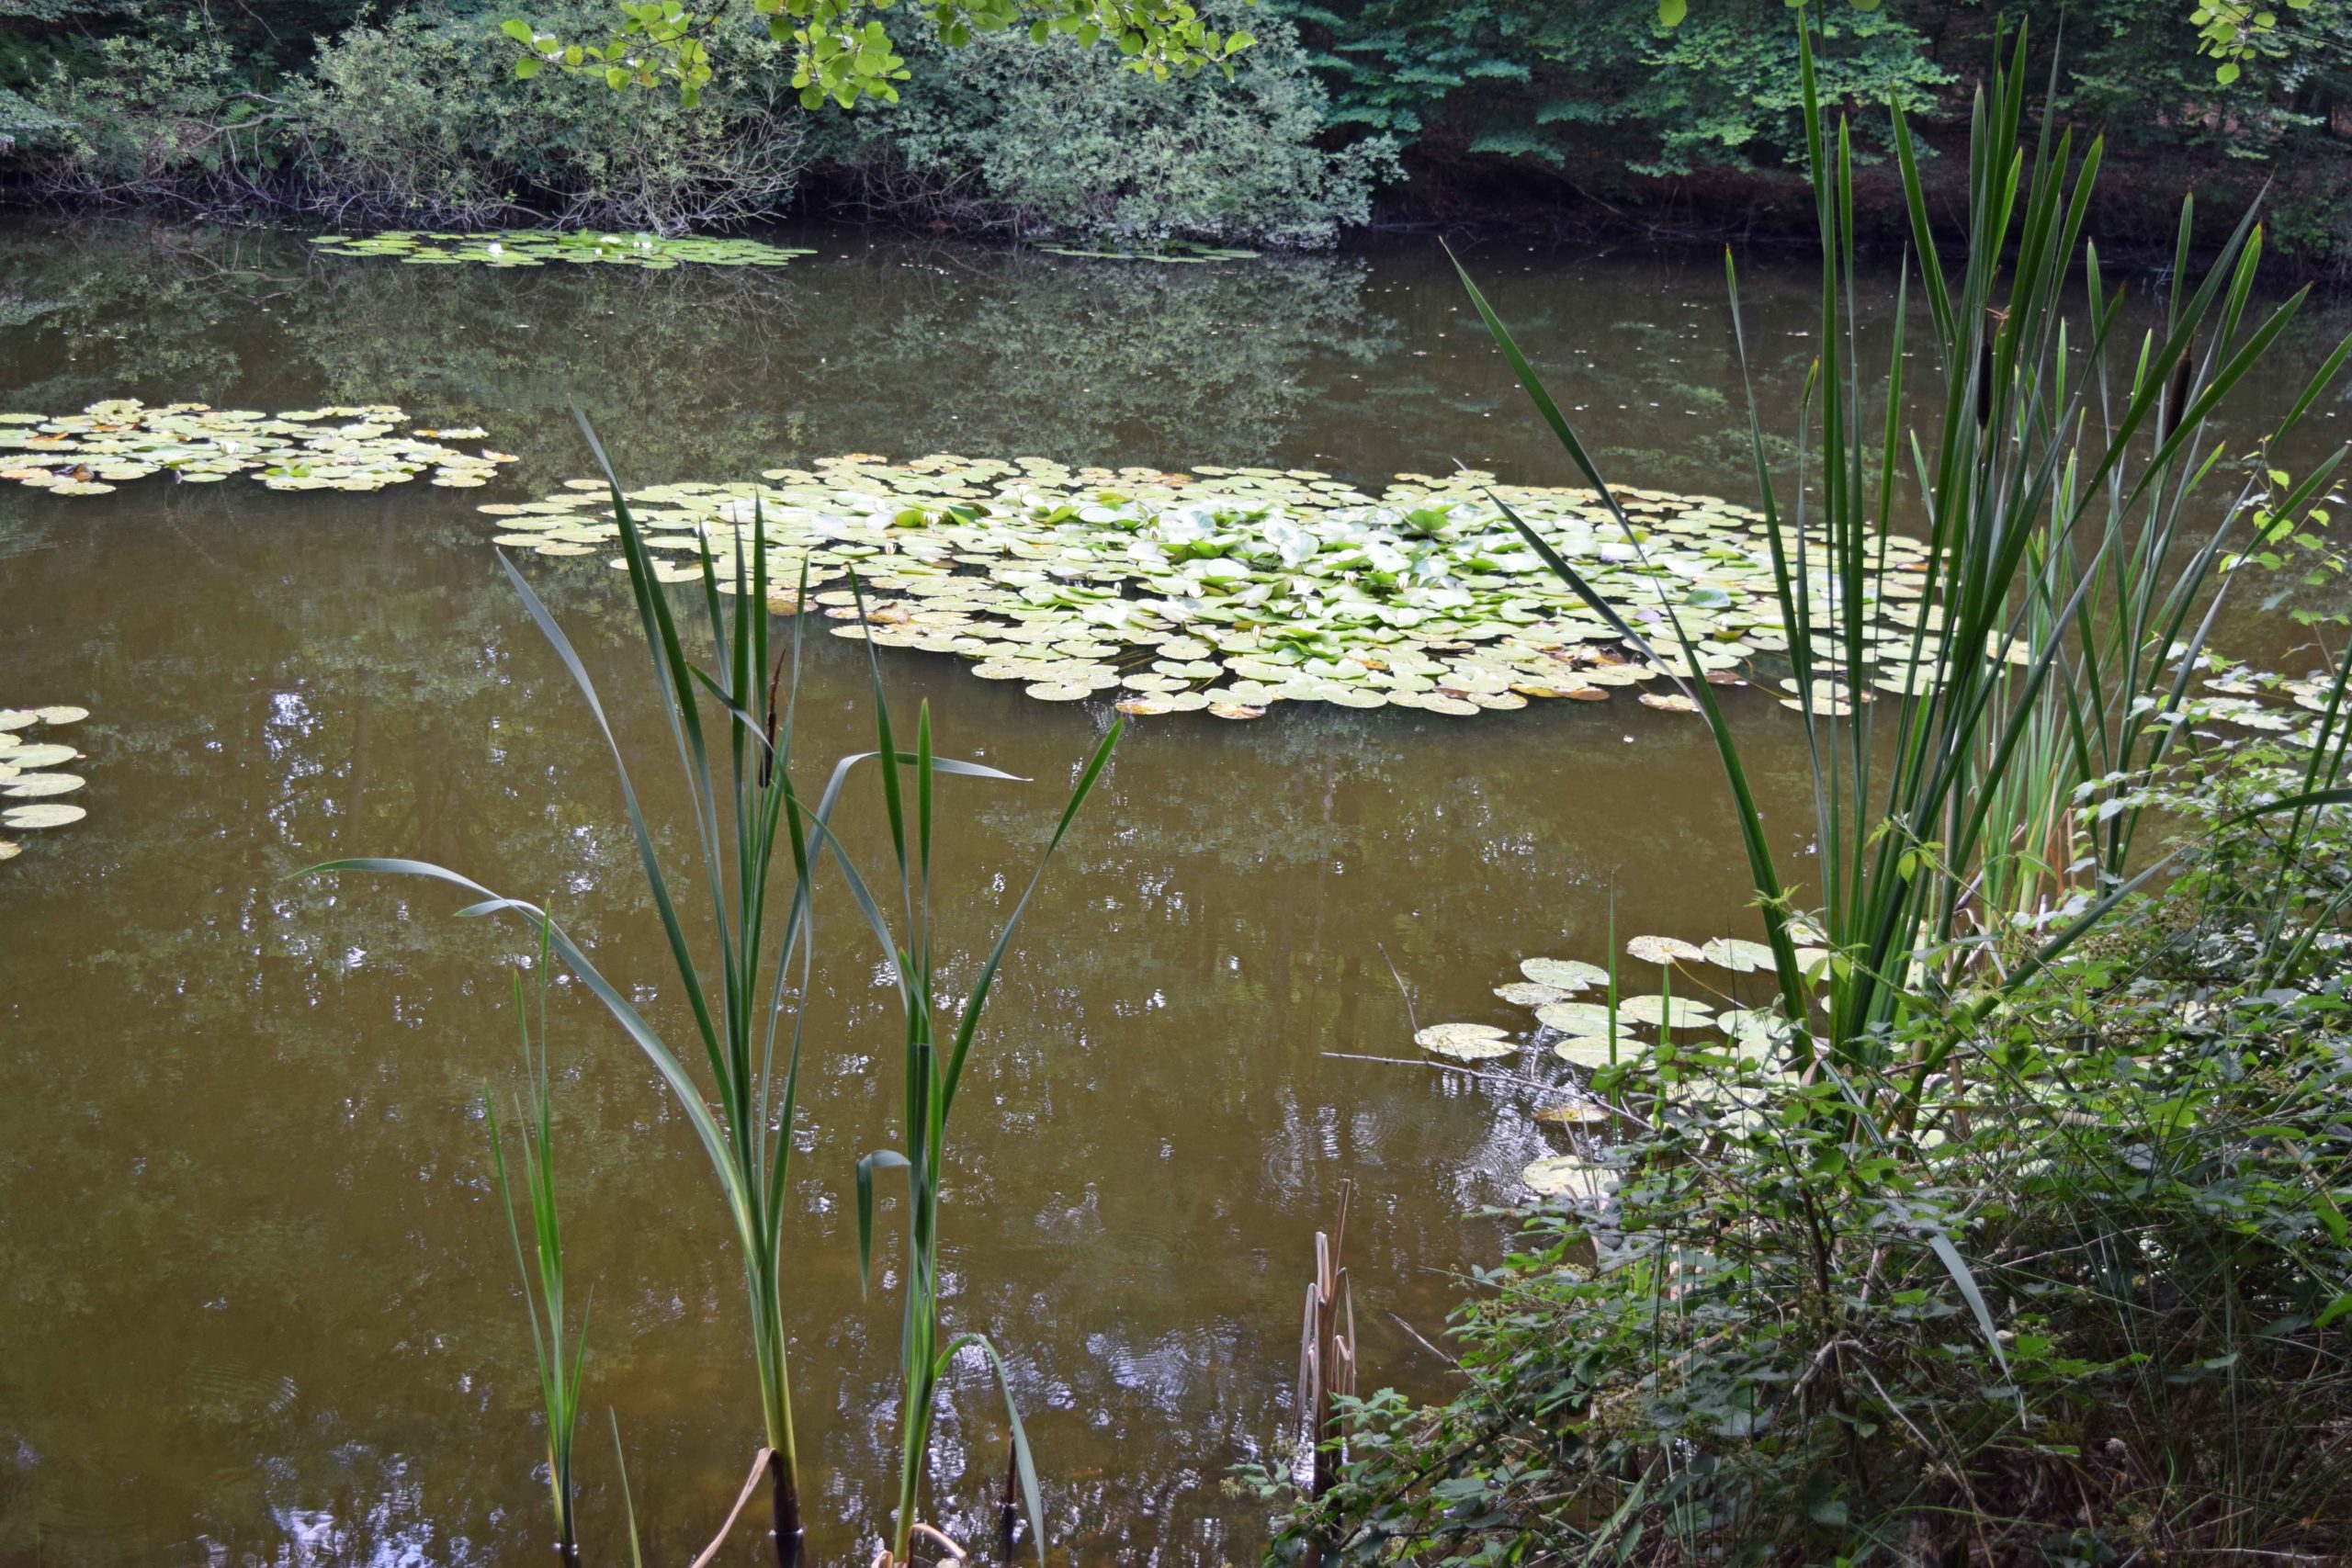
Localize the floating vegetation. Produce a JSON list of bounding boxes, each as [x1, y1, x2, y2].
[[0, 705, 92, 855], [309, 230, 815, 269], [482, 457, 1985, 716], [1521, 1153, 1605, 1200], [0, 400, 517, 496], [1414, 1021, 1516, 1062], [1032, 240, 1258, 264]]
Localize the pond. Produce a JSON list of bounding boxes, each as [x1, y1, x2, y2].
[[2, 216, 2346, 1565]]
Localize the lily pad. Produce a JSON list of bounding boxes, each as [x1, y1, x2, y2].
[[1699, 937, 1776, 973], [1522, 1153, 1605, 1200], [1551, 1033, 1639, 1066], [1626, 934, 1705, 965], [1533, 1100, 1612, 1129], [1520, 957, 1607, 992], [4, 802, 85, 829], [1415, 1021, 1517, 1062], [3, 773, 83, 797], [1618, 994, 1715, 1030], [1534, 1000, 1624, 1036], [1493, 980, 1569, 1007], [484, 454, 1985, 716], [1717, 1008, 1793, 1053]]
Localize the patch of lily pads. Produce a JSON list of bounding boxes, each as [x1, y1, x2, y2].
[[0, 400, 517, 496], [1409, 932, 1815, 1194], [0, 705, 93, 857], [481, 455, 1988, 718], [487, 453, 2337, 729], [309, 231, 815, 269]]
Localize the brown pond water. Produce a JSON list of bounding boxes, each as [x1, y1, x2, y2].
[[2, 217, 2347, 1566]]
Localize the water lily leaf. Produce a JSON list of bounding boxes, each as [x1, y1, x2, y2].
[[1533, 1100, 1611, 1128], [3, 743, 76, 769], [1415, 1021, 1516, 1061], [1551, 1033, 1637, 1066], [1618, 994, 1714, 1029], [1521, 957, 1607, 992], [3, 773, 83, 797], [3, 802, 85, 829], [1699, 937, 1775, 973], [1493, 980, 1569, 1007], [1522, 1153, 1605, 1199], [1626, 934, 1704, 965], [1535, 1000, 1623, 1035]]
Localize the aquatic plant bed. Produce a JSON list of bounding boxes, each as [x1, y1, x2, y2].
[[486, 453, 1994, 717], [0, 401, 515, 495], [0, 705, 93, 856], [308, 231, 815, 268]]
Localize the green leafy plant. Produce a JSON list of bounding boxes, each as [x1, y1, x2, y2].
[[484, 917, 591, 1563], [833, 614, 1121, 1564], [307, 413, 831, 1561]]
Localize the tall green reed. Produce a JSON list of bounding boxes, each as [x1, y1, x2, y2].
[[310, 413, 1116, 1562], [485, 916, 590, 1562], [310, 413, 842, 1561], [1455, 22, 2352, 1120], [831, 602, 1121, 1565]]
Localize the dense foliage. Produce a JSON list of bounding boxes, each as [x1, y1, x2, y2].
[[1247, 756, 2352, 1561], [0, 0, 1390, 238], [5, 0, 2352, 257]]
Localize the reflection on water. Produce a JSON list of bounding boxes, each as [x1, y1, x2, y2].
[[1, 216, 2346, 1564]]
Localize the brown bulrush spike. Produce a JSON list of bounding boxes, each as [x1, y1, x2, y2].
[[1295, 1180, 1358, 1568]]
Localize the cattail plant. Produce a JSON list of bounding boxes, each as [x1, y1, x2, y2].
[[1293, 1180, 1357, 1568], [834, 607, 1121, 1567], [486, 916, 589, 1563], [311, 414, 860, 1564], [1455, 22, 2352, 1111]]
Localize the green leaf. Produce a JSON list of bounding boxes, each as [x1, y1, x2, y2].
[[501, 17, 536, 41], [514, 56, 542, 77], [1657, 0, 1687, 22], [854, 1148, 910, 1295]]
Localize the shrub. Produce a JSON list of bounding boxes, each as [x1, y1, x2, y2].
[[26, 16, 282, 198], [290, 3, 807, 231], [813, 9, 1398, 247]]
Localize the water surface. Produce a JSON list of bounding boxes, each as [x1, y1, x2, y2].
[[2, 217, 2344, 1565]]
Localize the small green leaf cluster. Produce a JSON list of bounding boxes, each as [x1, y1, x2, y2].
[[499, 0, 1257, 112], [2191, 0, 2326, 84]]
